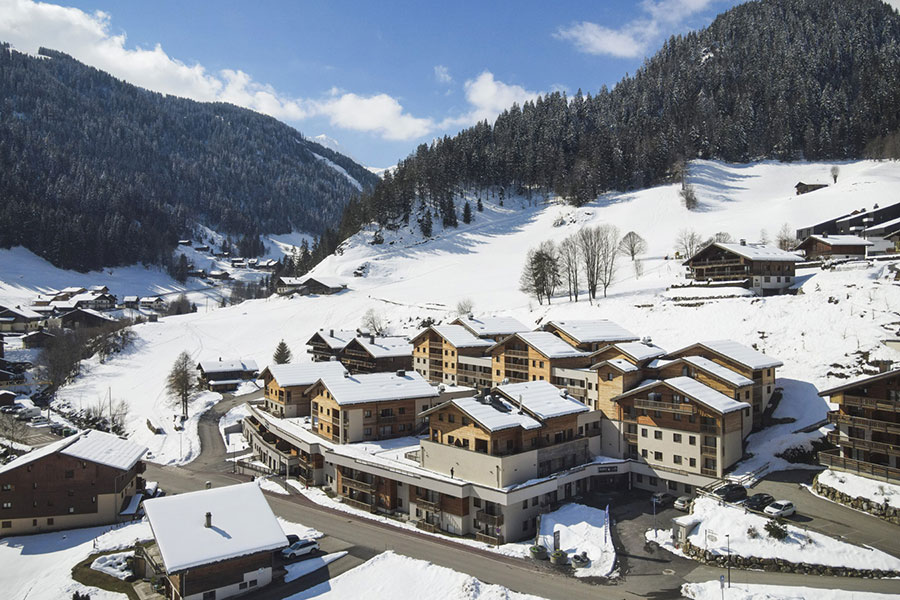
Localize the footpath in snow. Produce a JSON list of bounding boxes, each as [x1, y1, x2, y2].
[[646, 496, 900, 572], [682, 581, 900, 600]]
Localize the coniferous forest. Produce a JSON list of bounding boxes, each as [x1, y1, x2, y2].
[[342, 0, 900, 236], [0, 45, 378, 271]]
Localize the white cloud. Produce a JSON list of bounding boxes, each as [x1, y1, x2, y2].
[[312, 92, 435, 141], [555, 0, 716, 58], [434, 65, 452, 84], [441, 71, 541, 128]]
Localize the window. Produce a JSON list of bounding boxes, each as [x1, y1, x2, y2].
[[1, 521, 10, 529], [438, 413, 444, 421], [448, 414, 455, 423], [462, 417, 470, 426], [32, 519, 37, 526], [239, 582, 248, 590], [249, 580, 257, 588], [648, 477, 658, 486], [65, 470, 74, 479], [689, 436, 696, 445], [67, 490, 75, 497], [668, 480, 678, 491], [689, 458, 697, 467], [674, 455, 682, 465], [1, 502, 10, 510], [523, 500, 528, 509], [202, 591, 217, 600], [473, 498, 482, 508], [1, 484, 11, 491], [674, 412, 681, 421], [673, 433, 682, 443], [654, 451, 663, 461], [684, 484, 692, 493], [364, 428, 372, 436], [364, 410, 372, 418], [635, 474, 643, 483], [532, 497, 538, 507], [641, 449, 648, 458], [47, 518, 54, 525], [539, 361, 544, 368], [654, 431, 662, 440], [607, 373, 614, 381], [447, 435, 455, 444], [523, 520, 529, 532], [641, 428, 648, 437], [68, 507, 75, 514]]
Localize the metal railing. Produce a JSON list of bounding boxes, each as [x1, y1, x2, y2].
[[701, 444, 718, 456]]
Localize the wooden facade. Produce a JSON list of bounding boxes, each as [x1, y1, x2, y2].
[[685, 244, 796, 284], [795, 237, 870, 259], [489, 335, 589, 385], [340, 337, 412, 374], [308, 383, 426, 444], [820, 369, 900, 483], [411, 327, 490, 386], [166, 550, 273, 599]]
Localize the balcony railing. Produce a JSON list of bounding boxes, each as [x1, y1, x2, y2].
[[827, 431, 900, 456], [416, 520, 438, 533], [828, 412, 900, 435], [690, 258, 744, 267], [504, 349, 530, 359], [701, 467, 718, 477], [634, 399, 694, 415], [819, 449, 900, 483], [341, 474, 374, 492], [700, 424, 719, 434], [341, 496, 377, 513], [476, 510, 504, 526], [416, 497, 441, 512], [700, 444, 718, 456], [378, 415, 396, 423], [475, 532, 504, 546], [841, 394, 900, 412]]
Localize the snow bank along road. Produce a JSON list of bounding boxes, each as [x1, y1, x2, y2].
[[143, 399, 900, 600]]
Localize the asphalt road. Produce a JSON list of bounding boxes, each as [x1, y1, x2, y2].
[[144, 396, 900, 600]]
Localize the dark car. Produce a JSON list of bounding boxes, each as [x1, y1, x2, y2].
[[744, 493, 775, 511], [651, 492, 675, 507], [285, 534, 300, 547], [713, 483, 747, 503]]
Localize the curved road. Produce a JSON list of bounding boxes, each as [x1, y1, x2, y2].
[[144, 396, 900, 600]]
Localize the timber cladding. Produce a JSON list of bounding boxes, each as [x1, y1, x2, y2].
[[0, 452, 139, 519], [171, 550, 272, 596]]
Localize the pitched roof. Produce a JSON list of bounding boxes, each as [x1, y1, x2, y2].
[[278, 277, 307, 286], [453, 315, 531, 338], [318, 371, 438, 405], [263, 361, 348, 387], [617, 377, 750, 414], [494, 380, 589, 420], [707, 242, 801, 263], [545, 320, 638, 344], [301, 276, 346, 289], [351, 335, 411, 359], [818, 368, 900, 397], [799, 234, 873, 248], [678, 356, 754, 387], [593, 341, 666, 363], [0, 430, 145, 475], [426, 325, 492, 349], [198, 359, 259, 374], [0, 305, 43, 320], [144, 483, 286, 574], [591, 358, 640, 373], [309, 329, 357, 350], [676, 340, 783, 370], [429, 396, 542, 432], [507, 331, 588, 359]]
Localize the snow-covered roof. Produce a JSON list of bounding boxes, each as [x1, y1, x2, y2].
[[679, 356, 754, 387], [301, 276, 346, 289], [0, 430, 145, 475], [61, 286, 86, 293], [819, 368, 900, 397], [278, 277, 307, 286], [144, 482, 287, 574], [65, 307, 116, 322], [352, 335, 411, 358], [709, 242, 801, 263], [61, 429, 147, 471], [865, 214, 900, 233], [545, 320, 638, 344], [264, 361, 348, 387], [684, 340, 784, 370], [198, 359, 259, 374], [309, 329, 357, 350], [494, 380, 589, 420], [800, 234, 873, 247], [592, 358, 640, 373], [318, 371, 438, 405], [619, 377, 749, 414], [123, 296, 139, 302], [0, 305, 43, 320], [511, 331, 588, 359], [437, 396, 542, 432], [594, 341, 666, 363], [427, 325, 492, 349], [453, 315, 531, 338]]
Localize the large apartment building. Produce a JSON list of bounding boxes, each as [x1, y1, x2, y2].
[[260, 361, 348, 418], [449, 315, 530, 342], [411, 325, 493, 388], [0, 430, 146, 536], [819, 368, 900, 483]]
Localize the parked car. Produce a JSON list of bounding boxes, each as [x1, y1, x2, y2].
[[281, 539, 319, 559], [650, 492, 674, 507], [764, 500, 796, 518], [744, 493, 775, 512], [285, 534, 300, 546], [674, 495, 692, 511], [713, 483, 747, 503], [30, 416, 51, 426]]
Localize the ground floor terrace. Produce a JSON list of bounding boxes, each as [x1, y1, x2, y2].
[[239, 402, 722, 544]]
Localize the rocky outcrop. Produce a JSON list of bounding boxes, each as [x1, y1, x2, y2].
[[813, 475, 900, 525]]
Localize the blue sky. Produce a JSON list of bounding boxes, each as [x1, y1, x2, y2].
[[0, 0, 748, 167]]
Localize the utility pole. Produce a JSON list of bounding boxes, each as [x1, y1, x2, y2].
[[726, 533, 731, 588]]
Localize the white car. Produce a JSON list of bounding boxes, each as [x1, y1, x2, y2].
[[763, 500, 796, 518], [281, 539, 319, 559]]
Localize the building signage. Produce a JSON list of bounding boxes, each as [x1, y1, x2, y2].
[[597, 466, 618, 473]]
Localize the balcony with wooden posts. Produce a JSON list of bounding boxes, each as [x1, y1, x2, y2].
[[819, 449, 900, 483], [341, 472, 374, 493], [504, 348, 530, 359], [341, 496, 377, 513], [476, 510, 504, 526], [827, 431, 900, 457], [701, 467, 718, 477], [475, 532, 504, 545], [634, 398, 694, 415], [829, 412, 900, 435], [416, 520, 438, 533], [700, 444, 718, 457], [415, 495, 441, 512], [840, 394, 900, 412]]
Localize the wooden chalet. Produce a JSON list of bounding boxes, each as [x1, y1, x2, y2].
[[308, 370, 439, 443], [543, 319, 638, 352], [449, 315, 531, 342], [59, 308, 117, 329], [819, 369, 900, 483], [0, 305, 44, 333], [795, 181, 828, 195], [411, 325, 492, 387], [339, 335, 412, 374], [141, 483, 285, 600], [122, 296, 140, 309], [0, 430, 146, 536], [140, 297, 167, 311], [260, 361, 348, 418], [0, 390, 16, 407], [306, 329, 357, 361], [197, 358, 259, 392], [21, 329, 55, 349], [300, 276, 347, 295], [489, 331, 590, 385], [683, 241, 800, 295], [665, 340, 781, 426], [795, 234, 873, 260], [275, 277, 306, 295]]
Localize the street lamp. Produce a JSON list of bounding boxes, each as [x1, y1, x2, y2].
[[651, 496, 659, 531], [726, 533, 731, 588]]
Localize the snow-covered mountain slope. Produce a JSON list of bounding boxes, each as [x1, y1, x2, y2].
[[43, 159, 900, 464]]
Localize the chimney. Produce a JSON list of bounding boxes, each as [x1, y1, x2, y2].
[[370, 334, 375, 344], [343, 371, 350, 378], [878, 360, 893, 373], [822, 232, 828, 238], [560, 388, 568, 398], [517, 394, 524, 414], [330, 329, 334, 337], [205, 512, 212, 528], [396, 369, 406, 377], [739, 239, 746, 246]]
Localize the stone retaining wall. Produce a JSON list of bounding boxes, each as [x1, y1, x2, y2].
[[813, 475, 900, 525], [678, 539, 899, 578]]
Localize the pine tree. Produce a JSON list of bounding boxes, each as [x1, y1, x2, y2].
[[273, 340, 293, 364], [476, 197, 484, 212], [420, 211, 433, 237], [463, 201, 473, 224]]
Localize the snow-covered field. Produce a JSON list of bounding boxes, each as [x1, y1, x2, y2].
[[682, 581, 900, 600], [816, 469, 900, 510], [283, 551, 546, 600], [528, 503, 616, 578], [3, 158, 891, 468], [646, 497, 900, 571]]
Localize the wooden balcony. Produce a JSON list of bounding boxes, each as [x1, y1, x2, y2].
[[819, 449, 900, 483], [623, 431, 638, 443], [504, 349, 530, 359], [829, 412, 900, 435], [416, 520, 438, 533], [476, 510, 504, 526], [341, 496, 377, 513], [701, 467, 718, 477], [341, 474, 374, 493], [634, 399, 694, 415], [690, 258, 744, 268], [416, 497, 441, 512], [827, 431, 900, 456], [841, 394, 900, 412], [700, 424, 719, 434], [475, 532, 504, 546]]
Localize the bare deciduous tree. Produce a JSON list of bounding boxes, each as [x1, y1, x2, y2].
[[0, 413, 28, 444], [361, 308, 387, 335], [559, 235, 581, 302], [676, 228, 703, 259], [680, 184, 699, 210], [831, 165, 840, 183], [577, 227, 601, 300], [776, 223, 798, 251], [455, 298, 474, 316], [759, 228, 771, 245], [166, 351, 197, 419], [634, 258, 644, 279], [597, 224, 621, 298], [619, 231, 647, 261]]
